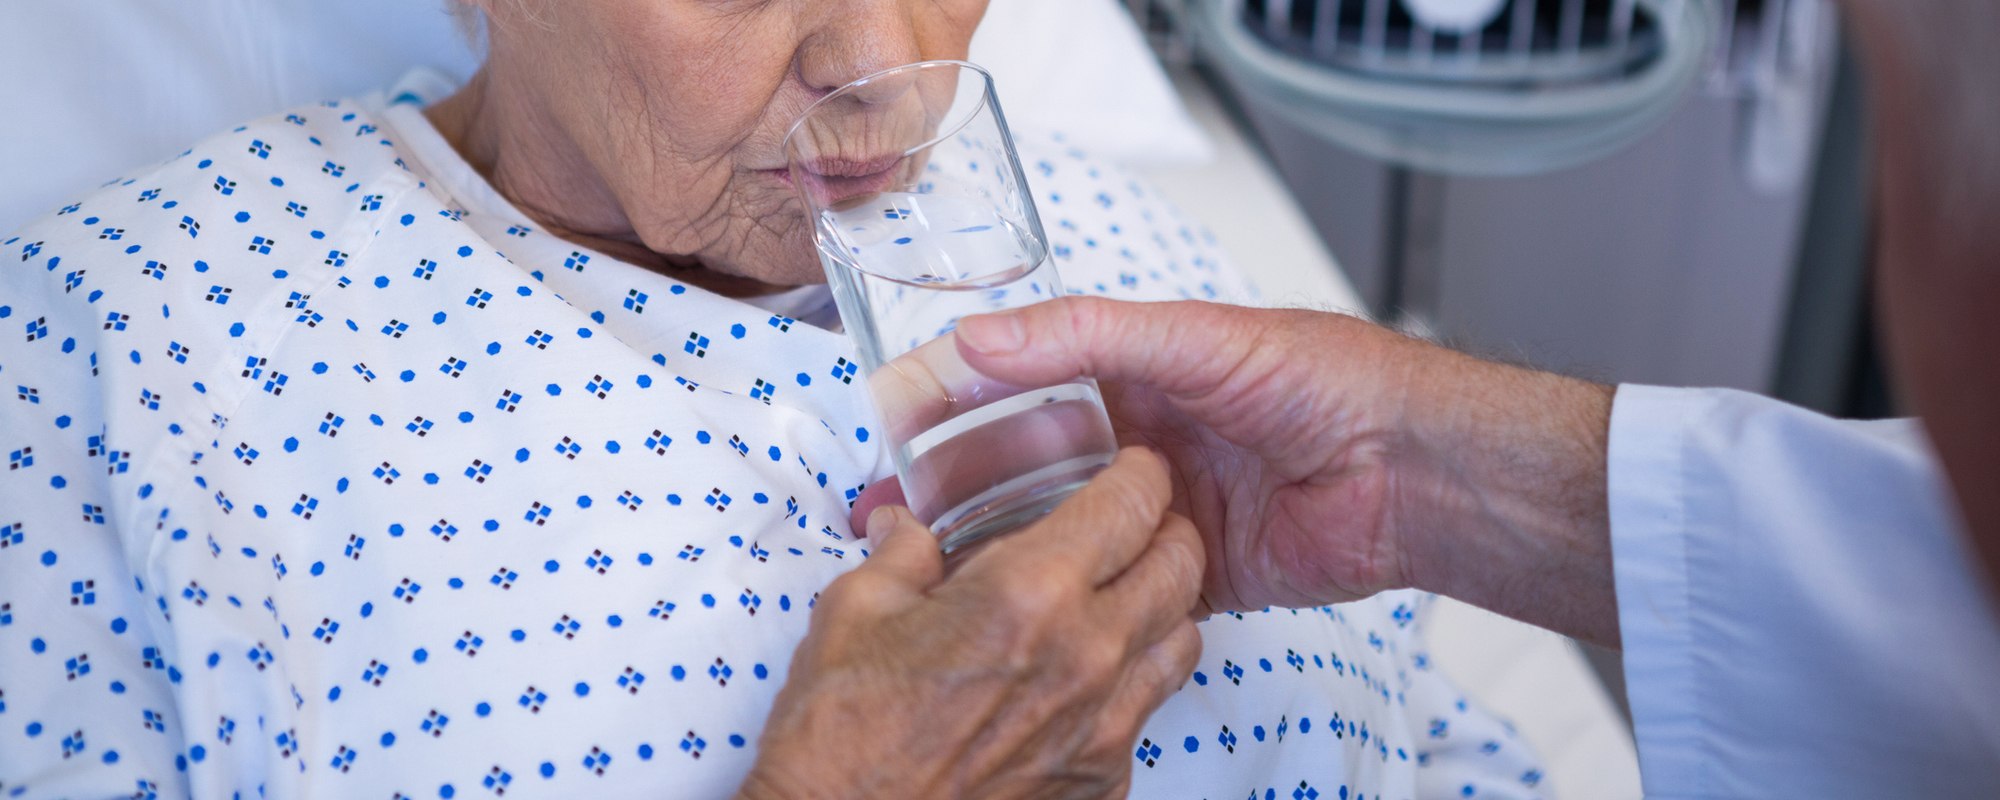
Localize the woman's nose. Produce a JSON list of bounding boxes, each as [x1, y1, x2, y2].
[[795, 1, 928, 97]]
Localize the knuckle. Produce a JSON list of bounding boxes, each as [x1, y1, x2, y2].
[[1092, 706, 1154, 766], [960, 601, 1050, 673], [1057, 295, 1111, 350], [1054, 293, 1102, 326], [1120, 627, 1202, 715], [1155, 625, 1205, 694], [1002, 567, 1078, 617], [1138, 553, 1204, 619], [1080, 721, 1139, 766], [1169, 622, 1204, 670], [1071, 637, 1128, 681], [1095, 453, 1167, 525]]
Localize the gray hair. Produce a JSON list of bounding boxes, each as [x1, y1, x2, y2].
[[446, 0, 553, 48]]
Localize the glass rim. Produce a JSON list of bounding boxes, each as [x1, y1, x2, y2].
[[781, 59, 998, 166]]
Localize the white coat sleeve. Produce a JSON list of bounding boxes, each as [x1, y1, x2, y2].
[[1608, 385, 2000, 799]]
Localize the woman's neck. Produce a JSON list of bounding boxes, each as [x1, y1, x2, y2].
[[422, 70, 790, 299]]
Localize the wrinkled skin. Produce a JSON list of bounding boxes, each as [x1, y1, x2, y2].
[[855, 298, 1622, 646], [742, 449, 1206, 800], [428, 0, 1999, 797], [432, 4, 1217, 798], [430, 0, 988, 294], [852, 0, 2000, 643]]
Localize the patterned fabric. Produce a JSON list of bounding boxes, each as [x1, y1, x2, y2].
[[0, 71, 1542, 800]]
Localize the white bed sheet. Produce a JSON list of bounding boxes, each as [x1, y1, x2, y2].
[[1132, 68, 1644, 800]]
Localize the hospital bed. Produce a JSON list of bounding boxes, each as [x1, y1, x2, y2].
[[0, 1, 1637, 796]]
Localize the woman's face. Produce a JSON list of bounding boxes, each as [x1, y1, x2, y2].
[[472, 0, 989, 286]]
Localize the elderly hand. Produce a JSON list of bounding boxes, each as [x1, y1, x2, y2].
[[855, 298, 1621, 645], [738, 447, 1206, 800]]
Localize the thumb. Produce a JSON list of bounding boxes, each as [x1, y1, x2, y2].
[[857, 506, 945, 589], [848, 477, 907, 538], [953, 297, 1269, 402]]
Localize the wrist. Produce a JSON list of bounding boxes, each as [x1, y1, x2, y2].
[[1391, 353, 1619, 645], [732, 768, 787, 800], [735, 762, 830, 800]]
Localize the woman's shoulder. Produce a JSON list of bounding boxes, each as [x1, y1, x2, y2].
[[0, 98, 432, 429], [3, 98, 422, 350], [1012, 133, 1257, 306], [9, 97, 412, 237]]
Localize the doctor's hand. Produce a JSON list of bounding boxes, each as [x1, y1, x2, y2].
[[740, 448, 1205, 800], [854, 298, 1621, 646]]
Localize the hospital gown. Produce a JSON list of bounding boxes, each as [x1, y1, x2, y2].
[[0, 71, 1543, 800]]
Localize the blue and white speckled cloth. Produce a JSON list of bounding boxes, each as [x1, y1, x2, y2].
[[0, 71, 1542, 800]]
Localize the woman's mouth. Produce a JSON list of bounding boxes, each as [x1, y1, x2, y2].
[[801, 154, 904, 178], [787, 154, 907, 205]]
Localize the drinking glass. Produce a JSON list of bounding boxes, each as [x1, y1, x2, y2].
[[785, 61, 1117, 553]]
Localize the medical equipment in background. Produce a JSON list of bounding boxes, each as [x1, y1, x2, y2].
[[1131, 0, 1865, 413], [1199, 0, 1720, 176]]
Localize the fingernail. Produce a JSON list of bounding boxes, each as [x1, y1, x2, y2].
[[865, 505, 900, 539], [956, 313, 1025, 356]]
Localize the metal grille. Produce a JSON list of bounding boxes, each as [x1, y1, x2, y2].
[[1123, 0, 1826, 96], [1236, 0, 1668, 88]]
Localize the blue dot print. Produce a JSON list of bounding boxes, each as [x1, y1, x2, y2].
[[0, 85, 1537, 800]]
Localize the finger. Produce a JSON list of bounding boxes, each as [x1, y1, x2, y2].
[[1105, 620, 1204, 730], [849, 478, 907, 538], [953, 297, 1273, 404], [995, 446, 1174, 587], [868, 333, 1026, 449], [856, 506, 945, 590], [1094, 511, 1207, 649]]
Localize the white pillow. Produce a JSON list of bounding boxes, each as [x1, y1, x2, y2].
[[0, 1, 479, 234], [969, 0, 1213, 166], [0, 0, 1209, 234]]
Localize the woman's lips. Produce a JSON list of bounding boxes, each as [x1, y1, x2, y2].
[[803, 154, 904, 178], [788, 154, 906, 204]]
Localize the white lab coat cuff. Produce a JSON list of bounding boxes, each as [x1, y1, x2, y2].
[[1607, 384, 1712, 797]]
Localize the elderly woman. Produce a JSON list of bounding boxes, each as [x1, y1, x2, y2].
[[0, 1, 1541, 798]]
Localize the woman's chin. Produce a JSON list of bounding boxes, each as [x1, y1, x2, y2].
[[758, 259, 830, 288], [677, 248, 827, 296], [744, 229, 832, 288]]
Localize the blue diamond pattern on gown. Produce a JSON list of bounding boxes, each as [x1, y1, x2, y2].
[[0, 71, 1541, 799]]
